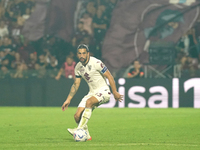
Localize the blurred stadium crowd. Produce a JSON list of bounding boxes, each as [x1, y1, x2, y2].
[[0, 0, 200, 79]]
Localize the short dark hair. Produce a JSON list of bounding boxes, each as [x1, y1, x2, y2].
[[77, 44, 89, 52]]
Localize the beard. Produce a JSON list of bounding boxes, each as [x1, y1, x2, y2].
[[79, 57, 87, 64]]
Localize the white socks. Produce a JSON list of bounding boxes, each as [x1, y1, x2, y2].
[[78, 108, 92, 129]]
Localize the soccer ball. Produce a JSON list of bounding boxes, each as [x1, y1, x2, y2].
[[73, 129, 88, 142]]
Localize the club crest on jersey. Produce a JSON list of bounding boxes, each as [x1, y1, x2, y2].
[[88, 65, 92, 71]]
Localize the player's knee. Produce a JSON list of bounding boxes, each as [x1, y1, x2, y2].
[[86, 100, 93, 108]]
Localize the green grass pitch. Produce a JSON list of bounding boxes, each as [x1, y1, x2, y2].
[[0, 107, 200, 150]]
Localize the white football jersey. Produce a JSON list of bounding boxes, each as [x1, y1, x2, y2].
[[75, 56, 109, 93]]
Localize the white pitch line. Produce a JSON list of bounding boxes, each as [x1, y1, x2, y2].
[[1, 143, 199, 147], [74, 143, 199, 147]]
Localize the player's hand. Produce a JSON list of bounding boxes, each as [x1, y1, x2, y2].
[[113, 91, 123, 102], [62, 100, 70, 111]]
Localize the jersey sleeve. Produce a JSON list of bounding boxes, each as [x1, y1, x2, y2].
[[75, 65, 81, 78], [95, 60, 108, 74]]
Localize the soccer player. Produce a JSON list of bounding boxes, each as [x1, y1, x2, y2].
[[61, 44, 123, 141]]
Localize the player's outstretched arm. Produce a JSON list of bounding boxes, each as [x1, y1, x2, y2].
[[62, 77, 82, 111], [103, 70, 123, 102]]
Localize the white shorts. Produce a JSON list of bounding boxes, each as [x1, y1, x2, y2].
[[78, 88, 111, 108]]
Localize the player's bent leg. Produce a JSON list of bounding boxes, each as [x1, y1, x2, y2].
[[68, 107, 85, 136], [78, 96, 99, 129], [85, 96, 99, 108]]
